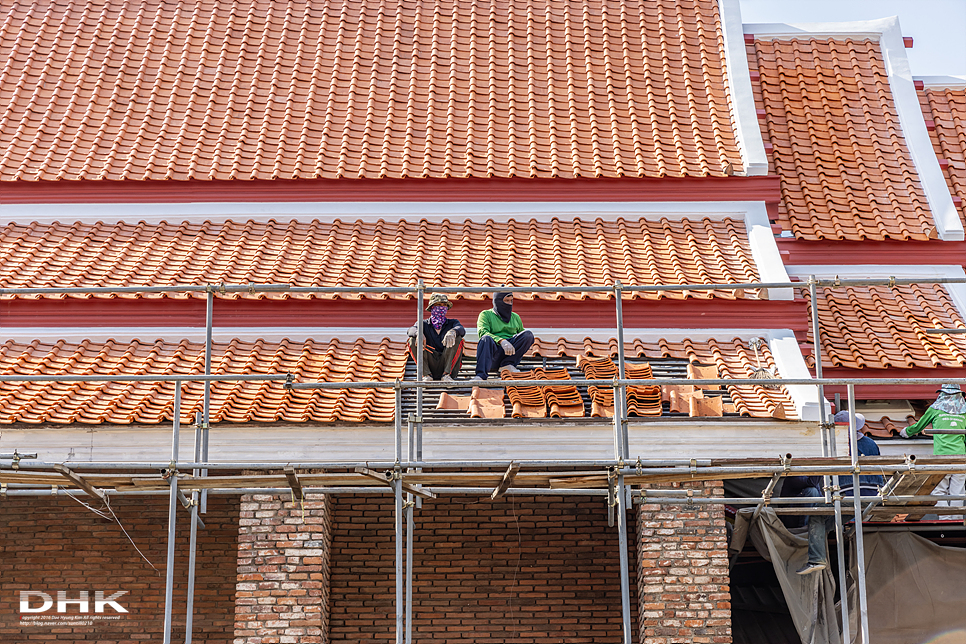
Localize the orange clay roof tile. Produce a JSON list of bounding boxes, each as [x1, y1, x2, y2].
[[803, 285, 966, 369], [0, 335, 794, 424], [0, 0, 741, 182], [750, 38, 934, 241], [918, 87, 966, 223], [0, 217, 763, 300]]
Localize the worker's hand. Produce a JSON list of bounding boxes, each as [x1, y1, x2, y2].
[[500, 338, 515, 356], [442, 329, 457, 347], [899, 428, 910, 439]]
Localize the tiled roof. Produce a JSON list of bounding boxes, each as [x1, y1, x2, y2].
[[0, 335, 794, 425], [0, 338, 405, 425], [750, 38, 933, 241], [0, 217, 762, 300], [802, 285, 966, 369], [0, 0, 740, 182], [918, 87, 966, 223]]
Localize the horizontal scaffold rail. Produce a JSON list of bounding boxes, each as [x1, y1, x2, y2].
[[3, 275, 966, 297]]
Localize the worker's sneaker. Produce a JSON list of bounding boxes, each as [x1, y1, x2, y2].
[[796, 561, 826, 575], [501, 365, 521, 373], [422, 375, 434, 382], [441, 374, 455, 382]]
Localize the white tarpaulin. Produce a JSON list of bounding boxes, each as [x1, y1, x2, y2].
[[732, 508, 966, 644]]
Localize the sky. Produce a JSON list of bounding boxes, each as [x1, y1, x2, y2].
[[739, 0, 966, 78]]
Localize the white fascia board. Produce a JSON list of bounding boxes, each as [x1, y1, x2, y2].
[[916, 76, 966, 90], [743, 201, 792, 300], [746, 18, 963, 241], [2, 200, 769, 226], [717, 0, 768, 176], [785, 264, 966, 326], [0, 419, 823, 462], [765, 330, 827, 422]]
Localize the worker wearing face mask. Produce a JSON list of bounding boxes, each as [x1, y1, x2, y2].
[[472, 290, 534, 381], [407, 294, 465, 381]]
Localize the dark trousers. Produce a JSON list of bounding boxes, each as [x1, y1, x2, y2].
[[408, 338, 464, 380], [475, 331, 534, 379]]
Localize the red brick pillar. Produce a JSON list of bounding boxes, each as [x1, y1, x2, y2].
[[235, 493, 332, 644], [636, 481, 731, 644]]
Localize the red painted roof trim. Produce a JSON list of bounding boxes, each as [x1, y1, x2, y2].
[[778, 238, 966, 266], [1, 297, 808, 333], [0, 176, 782, 205]]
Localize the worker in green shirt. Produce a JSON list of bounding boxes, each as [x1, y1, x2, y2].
[[473, 290, 534, 380], [900, 383, 966, 507]]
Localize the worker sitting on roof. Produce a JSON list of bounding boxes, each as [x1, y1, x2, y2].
[[795, 411, 883, 575], [900, 383, 966, 508], [472, 290, 534, 381], [407, 294, 465, 382]]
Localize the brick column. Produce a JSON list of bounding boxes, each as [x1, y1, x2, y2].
[[235, 493, 332, 644], [636, 481, 731, 644]]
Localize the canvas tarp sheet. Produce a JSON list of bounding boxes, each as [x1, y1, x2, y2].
[[731, 507, 841, 644], [732, 508, 966, 644]]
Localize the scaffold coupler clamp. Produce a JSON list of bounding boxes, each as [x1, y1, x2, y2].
[[636, 457, 643, 477], [690, 458, 697, 477], [780, 453, 792, 472], [284, 372, 294, 389], [904, 454, 916, 472], [11, 450, 20, 471], [608, 468, 619, 508], [162, 461, 178, 481], [1, 482, 6, 498], [686, 488, 695, 509]]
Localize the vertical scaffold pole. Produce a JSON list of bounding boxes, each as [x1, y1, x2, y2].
[[613, 284, 632, 644], [162, 382, 182, 644], [808, 277, 833, 507], [202, 287, 213, 513], [614, 281, 629, 457], [415, 280, 424, 460], [394, 472, 404, 644], [185, 412, 203, 644], [833, 495, 850, 644], [848, 385, 870, 642], [405, 492, 414, 644]]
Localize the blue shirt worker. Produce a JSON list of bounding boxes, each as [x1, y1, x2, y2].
[[900, 383, 966, 507], [407, 293, 465, 382], [473, 290, 534, 380], [796, 411, 884, 575]]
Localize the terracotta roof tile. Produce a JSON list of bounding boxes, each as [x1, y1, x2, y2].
[[861, 414, 915, 439], [918, 87, 966, 223], [750, 38, 933, 240], [803, 285, 966, 369], [0, 0, 741, 182], [0, 335, 795, 424], [0, 338, 406, 425], [0, 217, 762, 301]]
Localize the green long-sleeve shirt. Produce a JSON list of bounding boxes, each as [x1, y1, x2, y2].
[[905, 407, 966, 455], [477, 309, 524, 341]]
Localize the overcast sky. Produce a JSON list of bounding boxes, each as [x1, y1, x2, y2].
[[739, 0, 966, 78]]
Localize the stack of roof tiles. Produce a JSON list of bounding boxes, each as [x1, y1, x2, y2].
[[0, 0, 741, 182], [0, 218, 761, 301], [576, 356, 661, 417], [750, 37, 934, 240], [502, 367, 584, 418]]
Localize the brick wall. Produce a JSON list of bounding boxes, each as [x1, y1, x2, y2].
[[329, 494, 638, 643], [0, 495, 239, 644], [235, 493, 332, 644], [636, 481, 731, 644]]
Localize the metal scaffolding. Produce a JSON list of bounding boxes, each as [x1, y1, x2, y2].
[[3, 276, 966, 644]]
